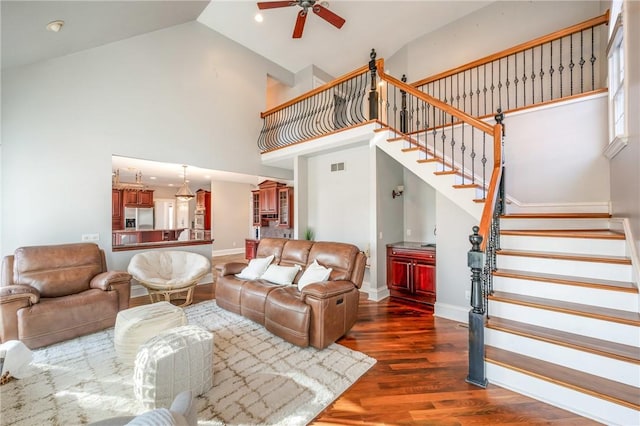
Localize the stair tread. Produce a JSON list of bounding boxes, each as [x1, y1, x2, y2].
[[485, 346, 640, 409], [501, 229, 625, 240], [490, 291, 640, 326], [501, 213, 612, 219], [493, 268, 638, 293], [487, 317, 640, 364], [497, 248, 631, 265]]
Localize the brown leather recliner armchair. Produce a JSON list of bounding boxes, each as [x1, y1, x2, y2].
[[0, 242, 132, 349]]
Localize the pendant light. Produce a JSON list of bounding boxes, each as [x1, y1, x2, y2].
[[175, 165, 195, 201]]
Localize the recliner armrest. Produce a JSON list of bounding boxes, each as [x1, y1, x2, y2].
[[0, 285, 40, 304], [300, 280, 356, 300], [90, 271, 131, 291], [219, 262, 248, 277]]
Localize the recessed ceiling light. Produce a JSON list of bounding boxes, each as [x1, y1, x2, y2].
[[149, 176, 157, 180], [46, 20, 64, 32], [254, 13, 263, 23]]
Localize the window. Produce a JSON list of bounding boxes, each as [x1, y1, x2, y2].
[[605, 6, 628, 158]]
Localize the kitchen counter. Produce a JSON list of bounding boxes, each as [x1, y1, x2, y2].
[[387, 241, 436, 251], [112, 228, 212, 251]]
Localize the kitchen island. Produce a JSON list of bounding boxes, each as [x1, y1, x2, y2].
[[112, 229, 213, 252]]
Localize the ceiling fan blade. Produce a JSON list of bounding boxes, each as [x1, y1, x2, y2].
[[312, 4, 345, 29], [292, 10, 307, 39], [257, 1, 295, 10]]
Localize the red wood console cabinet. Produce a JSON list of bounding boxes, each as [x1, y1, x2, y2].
[[386, 242, 436, 305]]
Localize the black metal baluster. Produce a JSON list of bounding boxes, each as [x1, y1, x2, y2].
[[471, 130, 476, 185], [483, 64, 488, 116], [482, 133, 487, 199], [450, 115, 456, 173], [540, 44, 545, 102], [531, 48, 536, 103], [456, 73, 461, 110], [490, 62, 495, 113], [514, 53, 519, 108], [477, 68, 481, 117], [498, 58, 503, 111], [590, 26, 596, 91], [559, 37, 564, 97], [505, 56, 510, 110], [522, 49, 527, 106], [579, 30, 585, 93], [461, 122, 466, 184], [569, 35, 575, 95], [549, 40, 555, 100]]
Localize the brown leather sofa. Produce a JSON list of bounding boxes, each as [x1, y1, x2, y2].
[[216, 238, 366, 349], [0, 243, 132, 349]]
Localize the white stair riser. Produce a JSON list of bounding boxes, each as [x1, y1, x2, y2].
[[496, 254, 632, 282], [500, 218, 613, 230], [486, 329, 640, 387], [486, 363, 640, 426], [493, 276, 639, 312], [500, 235, 626, 257], [488, 300, 640, 347]]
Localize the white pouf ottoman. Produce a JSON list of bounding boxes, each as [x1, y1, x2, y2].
[[133, 325, 214, 409], [114, 302, 188, 364]]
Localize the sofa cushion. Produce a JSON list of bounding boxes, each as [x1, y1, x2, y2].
[[235, 255, 274, 280], [255, 239, 287, 263], [261, 264, 301, 285], [12, 243, 104, 298], [297, 260, 332, 290]]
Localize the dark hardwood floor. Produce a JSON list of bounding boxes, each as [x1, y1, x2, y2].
[[130, 259, 598, 425]]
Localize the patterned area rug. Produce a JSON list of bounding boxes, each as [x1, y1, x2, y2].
[[1, 300, 375, 425]]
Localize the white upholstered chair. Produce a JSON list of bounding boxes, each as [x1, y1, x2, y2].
[[127, 251, 211, 307]]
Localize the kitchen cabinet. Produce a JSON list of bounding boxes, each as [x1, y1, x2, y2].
[[245, 239, 259, 260], [112, 189, 124, 230], [386, 243, 436, 305], [195, 189, 211, 231], [123, 189, 154, 208], [277, 187, 293, 228], [258, 180, 285, 214], [251, 191, 261, 226]]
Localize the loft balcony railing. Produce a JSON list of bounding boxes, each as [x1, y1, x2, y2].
[[412, 11, 610, 118]]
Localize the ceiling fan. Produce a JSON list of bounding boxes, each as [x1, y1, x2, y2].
[[257, 0, 346, 39]]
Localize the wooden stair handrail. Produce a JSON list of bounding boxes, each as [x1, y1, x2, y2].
[[411, 10, 610, 88], [260, 59, 384, 119], [378, 69, 494, 135]]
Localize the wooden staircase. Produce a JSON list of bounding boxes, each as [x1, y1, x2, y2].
[[485, 213, 640, 425]]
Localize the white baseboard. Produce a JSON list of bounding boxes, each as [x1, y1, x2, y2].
[[504, 199, 610, 215], [434, 302, 469, 323], [362, 282, 390, 302], [212, 248, 245, 257]]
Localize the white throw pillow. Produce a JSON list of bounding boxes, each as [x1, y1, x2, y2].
[[297, 260, 332, 291], [260, 264, 302, 285], [235, 255, 274, 280]]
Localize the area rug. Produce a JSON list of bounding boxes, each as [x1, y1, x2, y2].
[[0, 300, 376, 425]]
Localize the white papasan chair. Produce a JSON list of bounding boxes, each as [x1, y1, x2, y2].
[[127, 251, 211, 307]]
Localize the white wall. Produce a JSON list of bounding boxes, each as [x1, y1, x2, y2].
[[210, 181, 253, 255], [372, 147, 404, 298], [306, 144, 369, 250], [505, 94, 610, 207], [434, 192, 478, 323], [403, 169, 437, 244], [2, 22, 293, 269]]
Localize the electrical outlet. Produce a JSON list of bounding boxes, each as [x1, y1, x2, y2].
[[81, 233, 100, 242], [464, 290, 471, 301], [232, 241, 236, 247], [406, 229, 411, 236]]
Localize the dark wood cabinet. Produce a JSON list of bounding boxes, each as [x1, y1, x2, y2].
[[258, 180, 286, 214], [196, 189, 211, 231], [112, 189, 123, 230], [387, 243, 436, 305], [123, 189, 154, 208], [277, 187, 293, 228], [245, 239, 259, 260]]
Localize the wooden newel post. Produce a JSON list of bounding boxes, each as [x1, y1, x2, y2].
[[466, 225, 488, 388], [368, 48, 379, 120], [400, 74, 408, 133]]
